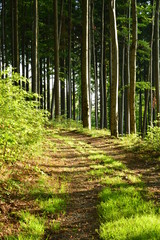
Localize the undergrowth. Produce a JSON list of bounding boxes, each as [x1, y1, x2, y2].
[[0, 69, 48, 162], [88, 152, 160, 240]]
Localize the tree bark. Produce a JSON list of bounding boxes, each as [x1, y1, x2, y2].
[[142, 0, 155, 137], [82, 0, 91, 129], [12, 0, 20, 73], [54, 0, 60, 118], [100, 0, 105, 129], [109, 0, 119, 137], [67, 0, 72, 119], [155, 0, 160, 126], [130, 0, 137, 133], [91, 0, 98, 129], [47, 57, 50, 111], [32, 0, 38, 93]]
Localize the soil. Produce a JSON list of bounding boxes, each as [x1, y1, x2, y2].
[[0, 128, 160, 239]]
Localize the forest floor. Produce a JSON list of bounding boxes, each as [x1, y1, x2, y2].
[[0, 127, 160, 239]]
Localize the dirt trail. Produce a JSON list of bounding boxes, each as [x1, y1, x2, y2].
[[1, 129, 160, 239], [42, 129, 160, 239], [40, 131, 102, 240]]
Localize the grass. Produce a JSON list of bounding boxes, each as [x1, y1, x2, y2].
[[2, 122, 160, 239], [1, 131, 68, 239], [49, 124, 160, 240], [100, 215, 160, 240], [88, 153, 160, 240]]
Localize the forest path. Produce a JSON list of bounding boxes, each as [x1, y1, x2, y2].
[[41, 129, 102, 240], [41, 128, 160, 239], [1, 127, 160, 239], [43, 128, 160, 240]]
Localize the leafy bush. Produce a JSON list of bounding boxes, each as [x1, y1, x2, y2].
[[0, 69, 48, 161], [144, 126, 160, 152]]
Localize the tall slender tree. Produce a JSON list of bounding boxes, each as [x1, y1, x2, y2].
[[125, 2, 131, 134], [142, 0, 155, 137], [12, 0, 20, 73], [67, 0, 72, 119], [109, 0, 119, 137], [54, 0, 60, 118], [32, 0, 38, 93], [91, 0, 98, 129], [82, 0, 91, 129], [130, 0, 137, 133], [100, 0, 105, 129], [155, 0, 160, 126]]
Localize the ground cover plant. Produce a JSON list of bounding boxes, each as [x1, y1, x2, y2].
[[0, 69, 48, 162], [1, 116, 160, 239], [0, 131, 68, 239], [87, 145, 160, 239]]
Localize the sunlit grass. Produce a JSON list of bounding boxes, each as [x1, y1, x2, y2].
[[18, 211, 45, 240], [100, 215, 160, 240]]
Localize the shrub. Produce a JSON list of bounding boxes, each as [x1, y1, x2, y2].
[[0, 69, 48, 162]]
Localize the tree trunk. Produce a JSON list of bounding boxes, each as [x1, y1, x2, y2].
[[12, 0, 20, 73], [44, 59, 46, 110], [91, 0, 98, 129], [54, 0, 60, 118], [58, 0, 64, 44], [119, 41, 125, 135], [47, 57, 50, 111], [142, 0, 155, 137], [82, 0, 91, 129], [125, 2, 131, 134], [155, 0, 160, 126], [100, 0, 105, 129], [130, 0, 137, 133], [103, 3, 107, 129], [32, 0, 38, 93], [40, 58, 43, 108], [88, 0, 92, 126], [67, 0, 72, 119], [109, 0, 119, 137], [1, 0, 5, 77], [61, 52, 65, 115]]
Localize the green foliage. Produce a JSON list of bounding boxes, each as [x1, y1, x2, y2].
[[97, 154, 160, 240], [38, 197, 66, 214], [18, 211, 45, 240], [144, 126, 160, 152], [0, 70, 48, 162], [100, 215, 160, 240]]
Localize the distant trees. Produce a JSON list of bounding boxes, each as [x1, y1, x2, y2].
[[0, 0, 159, 136]]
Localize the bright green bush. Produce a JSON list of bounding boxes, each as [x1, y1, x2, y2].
[[144, 126, 160, 151], [0, 69, 48, 161]]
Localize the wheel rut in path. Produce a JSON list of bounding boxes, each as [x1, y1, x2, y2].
[[44, 131, 101, 240]]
